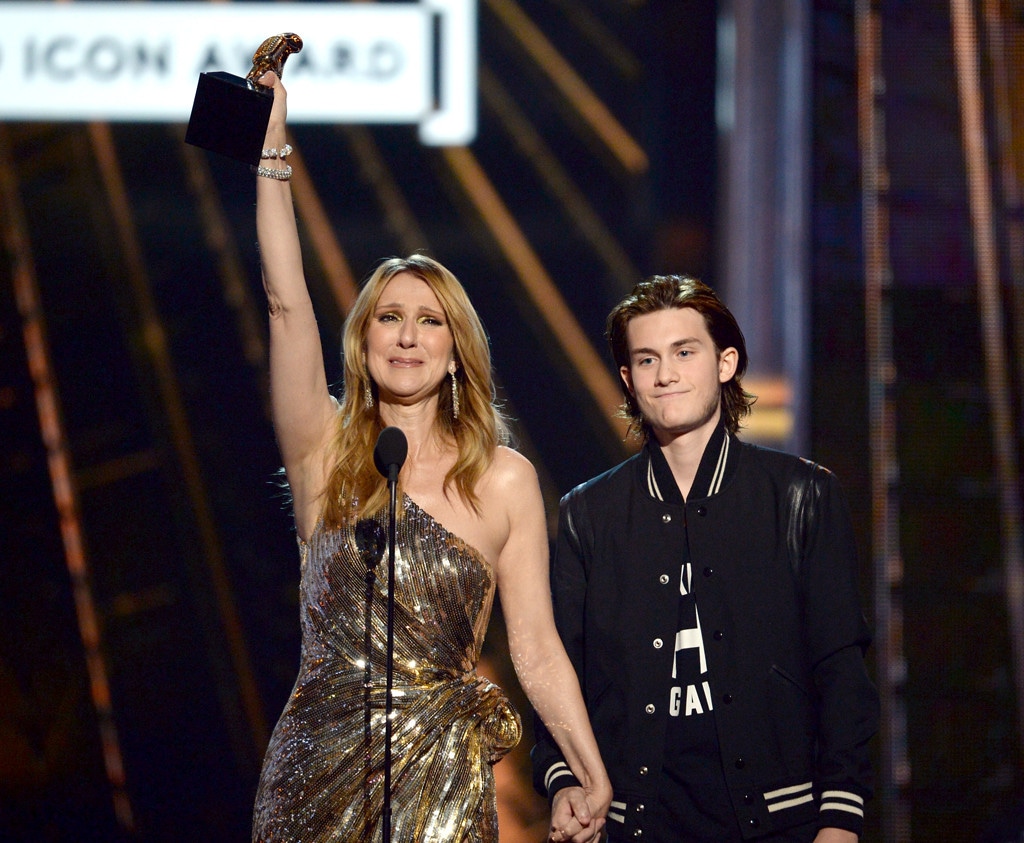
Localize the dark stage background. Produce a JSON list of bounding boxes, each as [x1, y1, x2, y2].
[[1, 1, 1023, 841]]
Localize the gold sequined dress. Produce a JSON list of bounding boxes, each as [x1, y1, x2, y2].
[[252, 497, 521, 842]]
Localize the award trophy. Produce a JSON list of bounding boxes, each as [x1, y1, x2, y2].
[[185, 33, 303, 166]]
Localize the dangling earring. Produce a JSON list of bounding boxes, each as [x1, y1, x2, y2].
[[362, 353, 374, 410], [449, 370, 460, 420]]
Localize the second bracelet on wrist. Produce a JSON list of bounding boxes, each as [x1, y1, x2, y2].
[[261, 144, 293, 160]]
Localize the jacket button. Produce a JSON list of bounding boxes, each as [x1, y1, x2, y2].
[[659, 574, 670, 584], [635, 803, 645, 813], [639, 766, 649, 776], [661, 513, 672, 523], [723, 693, 733, 704], [633, 831, 643, 838], [645, 703, 655, 714], [748, 818, 760, 829], [703, 566, 714, 577], [696, 505, 707, 516], [743, 793, 754, 805], [653, 638, 663, 649], [713, 630, 724, 640], [735, 757, 745, 769]]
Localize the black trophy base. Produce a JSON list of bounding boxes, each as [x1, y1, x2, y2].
[[185, 71, 273, 167]]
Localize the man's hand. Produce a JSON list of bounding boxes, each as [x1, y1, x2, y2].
[[813, 828, 858, 843], [549, 786, 607, 843]]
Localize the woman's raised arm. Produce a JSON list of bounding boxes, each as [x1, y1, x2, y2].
[[256, 73, 337, 536]]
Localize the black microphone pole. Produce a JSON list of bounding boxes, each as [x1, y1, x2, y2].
[[373, 426, 407, 843], [354, 519, 384, 833]]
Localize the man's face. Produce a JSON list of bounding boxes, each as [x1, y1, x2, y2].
[[620, 307, 738, 441]]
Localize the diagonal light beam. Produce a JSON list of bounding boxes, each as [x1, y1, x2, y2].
[[442, 145, 629, 441], [485, 0, 648, 175]]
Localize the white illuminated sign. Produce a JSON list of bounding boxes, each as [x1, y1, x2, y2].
[[0, 0, 476, 145]]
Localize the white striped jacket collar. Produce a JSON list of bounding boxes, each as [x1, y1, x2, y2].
[[645, 426, 732, 502]]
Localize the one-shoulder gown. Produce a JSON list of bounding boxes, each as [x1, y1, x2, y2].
[[252, 497, 521, 842]]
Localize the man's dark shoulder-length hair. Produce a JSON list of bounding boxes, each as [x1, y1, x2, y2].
[[605, 274, 756, 439]]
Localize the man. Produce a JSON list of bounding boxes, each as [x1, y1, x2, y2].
[[532, 276, 878, 843]]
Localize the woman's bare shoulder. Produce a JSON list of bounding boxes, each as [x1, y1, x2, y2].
[[490, 445, 538, 482], [477, 447, 541, 510]]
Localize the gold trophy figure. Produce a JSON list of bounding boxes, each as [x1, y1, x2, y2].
[[247, 33, 304, 85]]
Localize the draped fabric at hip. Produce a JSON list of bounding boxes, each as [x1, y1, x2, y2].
[[252, 496, 521, 842]]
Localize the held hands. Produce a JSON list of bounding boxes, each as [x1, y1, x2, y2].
[[549, 784, 611, 843], [546, 804, 858, 843]]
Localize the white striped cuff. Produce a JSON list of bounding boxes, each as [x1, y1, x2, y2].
[[820, 789, 865, 818], [764, 781, 815, 813], [543, 762, 581, 799]]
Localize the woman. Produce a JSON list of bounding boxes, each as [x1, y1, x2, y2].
[[250, 72, 611, 843]]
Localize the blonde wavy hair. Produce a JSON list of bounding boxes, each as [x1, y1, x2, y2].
[[320, 255, 510, 527]]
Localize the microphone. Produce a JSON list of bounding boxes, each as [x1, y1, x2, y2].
[[354, 519, 385, 569], [373, 426, 408, 484]]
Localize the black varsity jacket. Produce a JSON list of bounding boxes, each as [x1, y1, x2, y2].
[[532, 428, 879, 840]]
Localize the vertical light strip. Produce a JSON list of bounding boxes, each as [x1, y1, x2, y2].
[[980, 0, 1024, 450], [981, 0, 1024, 274], [951, 0, 1024, 764], [854, 3, 911, 840], [484, 0, 648, 174], [442, 145, 629, 440], [87, 121, 269, 760], [0, 125, 135, 833]]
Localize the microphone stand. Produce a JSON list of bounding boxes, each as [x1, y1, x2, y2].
[[382, 459, 398, 843], [364, 555, 375, 833], [354, 519, 384, 836], [372, 425, 406, 843]]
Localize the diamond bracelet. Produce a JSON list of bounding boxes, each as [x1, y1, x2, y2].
[[253, 164, 293, 181]]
